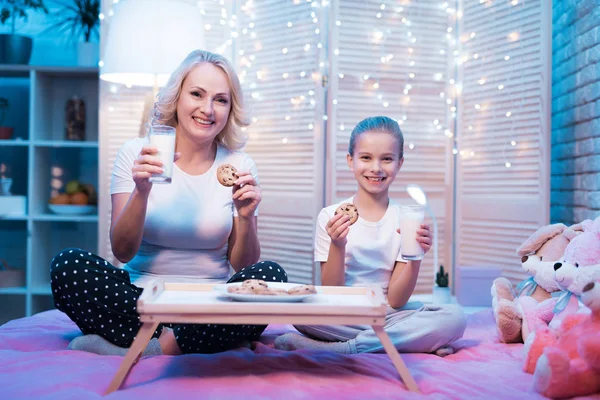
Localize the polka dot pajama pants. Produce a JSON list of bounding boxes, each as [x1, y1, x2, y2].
[[50, 248, 288, 354]]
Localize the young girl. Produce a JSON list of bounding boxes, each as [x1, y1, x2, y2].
[[275, 116, 466, 355]]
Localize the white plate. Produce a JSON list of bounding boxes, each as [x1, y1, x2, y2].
[[48, 204, 97, 215], [215, 282, 316, 303]]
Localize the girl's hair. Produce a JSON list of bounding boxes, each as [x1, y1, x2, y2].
[[150, 49, 250, 151], [348, 116, 404, 159]]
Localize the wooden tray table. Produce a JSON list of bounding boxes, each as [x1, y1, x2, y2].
[[105, 280, 420, 394]]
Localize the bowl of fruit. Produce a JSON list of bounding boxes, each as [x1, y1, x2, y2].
[[48, 180, 97, 215]]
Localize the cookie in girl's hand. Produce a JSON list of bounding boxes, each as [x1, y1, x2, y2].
[[217, 164, 238, 187], [334, 203, 359, 225]]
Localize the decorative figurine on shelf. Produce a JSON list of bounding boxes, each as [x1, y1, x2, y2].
[[0, 97, 14, 140], [0, 161, 25, 216], [0, 163, 12, 196], [433, 265, 452, 304], [0, 258, 25, 288], [65, 95, 85, 140]]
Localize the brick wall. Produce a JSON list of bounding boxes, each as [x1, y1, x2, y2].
[[551, 0, 600, 224]]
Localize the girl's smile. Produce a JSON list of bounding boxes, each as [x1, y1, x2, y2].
[[365, 176, 387, 183]]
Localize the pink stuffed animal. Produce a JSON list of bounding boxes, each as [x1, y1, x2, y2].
[[531, 280, 600, 399], [553, 216, 600, 296], [523, 217, 600, 374], [491, 223, 573, 343], [520, 223, 585, 340]]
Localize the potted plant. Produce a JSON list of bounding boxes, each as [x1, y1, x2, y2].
[[0, 0, 48, 64], [433, 265, 452, 304], [0, 97, 14, 140], [45, 0, 99, 66]]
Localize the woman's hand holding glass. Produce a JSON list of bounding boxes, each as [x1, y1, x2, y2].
[[232, 171, 261, 218], [132, 146, 180, 193]]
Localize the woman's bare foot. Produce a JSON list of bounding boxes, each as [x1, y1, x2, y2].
[[158, 327, 183, 355]]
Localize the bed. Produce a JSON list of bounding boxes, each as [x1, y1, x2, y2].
[[1, 308, 598, 399]]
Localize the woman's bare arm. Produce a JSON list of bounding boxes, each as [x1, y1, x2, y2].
[[227, 215, 261, 272], [110, 190, 150, 263]]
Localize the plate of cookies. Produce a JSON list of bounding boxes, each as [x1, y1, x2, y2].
[[216, 280, 318, 302]]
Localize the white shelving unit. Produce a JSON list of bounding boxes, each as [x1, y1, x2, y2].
[[0, 65, 99, 325]]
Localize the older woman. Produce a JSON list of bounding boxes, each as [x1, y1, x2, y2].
[[50, 50, 287, 356]]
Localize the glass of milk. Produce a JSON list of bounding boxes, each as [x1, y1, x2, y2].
[[148, 125, 176, 184], [399, 205, 425, 260]]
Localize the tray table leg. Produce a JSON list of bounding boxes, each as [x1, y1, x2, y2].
[[371, 324, 420, 393], [104, 321, 160, 395]]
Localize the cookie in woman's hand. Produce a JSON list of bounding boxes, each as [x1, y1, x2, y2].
[[334, 203, 359, 225], [217, 164, 238, 187]]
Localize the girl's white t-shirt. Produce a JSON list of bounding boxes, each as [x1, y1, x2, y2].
[[110, 137, 258, 288], [314, 197, 407, 295]]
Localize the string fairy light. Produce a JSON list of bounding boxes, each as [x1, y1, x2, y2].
[[450, 0, 527, 167], [500, 0, 526, 169], [102, 0, 530, 174]]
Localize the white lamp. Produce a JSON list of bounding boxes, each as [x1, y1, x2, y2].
[[406, 184, 439, 288], [100, 0, 206, 90]]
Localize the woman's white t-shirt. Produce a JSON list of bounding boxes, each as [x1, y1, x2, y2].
[[314, 197, 407, 295], [110, 137, 258, 287]]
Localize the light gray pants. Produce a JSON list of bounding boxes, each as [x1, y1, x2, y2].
[[295, 301, 467, 354]]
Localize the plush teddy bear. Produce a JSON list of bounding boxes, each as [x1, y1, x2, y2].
[[491, 223, 569, 343], [519, 223, 587, 340], [530, 279, 600, 399]]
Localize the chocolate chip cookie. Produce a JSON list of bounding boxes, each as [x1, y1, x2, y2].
[[288, 284, 317, 295], [241, 279, 268, 289], [217, 164, 238, 187], [334, 203, 359, 225]]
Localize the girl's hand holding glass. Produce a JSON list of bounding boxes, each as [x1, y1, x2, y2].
[[417, 223, 433, 254], [397, 223, 432, 255], [232, 171, 261, 218], [326, 213, 352, 247]]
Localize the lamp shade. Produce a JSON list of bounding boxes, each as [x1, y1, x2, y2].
[[406, 183, 439, 289], [100, 0, 205, 87], [406, 184, 428, 206]]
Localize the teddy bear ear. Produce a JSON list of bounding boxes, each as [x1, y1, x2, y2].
[[592, 216, 600, 232], [563, 220, 589, 240], [581, 219, 594, 232], [564, 228, 580, 241], [567, 222, 585, 232], [516, 223, 567, 256]]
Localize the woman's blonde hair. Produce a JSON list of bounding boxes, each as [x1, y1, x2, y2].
[[150, 50, 250, 151]]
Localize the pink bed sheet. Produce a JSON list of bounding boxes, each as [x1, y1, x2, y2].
[[0, 309, 598, 400]]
